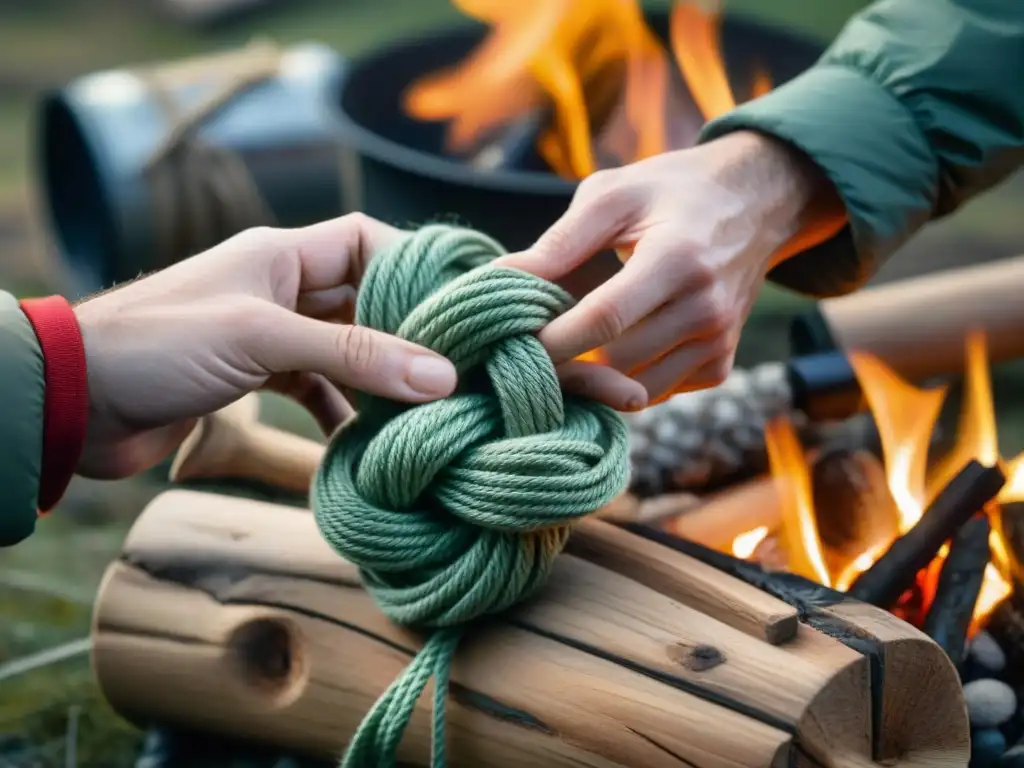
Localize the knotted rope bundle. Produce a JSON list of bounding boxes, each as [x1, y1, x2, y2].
[[311, 225, 630, 767]]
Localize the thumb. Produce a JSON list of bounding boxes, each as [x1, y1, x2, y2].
[[493, 192, 629, 280], [251, 307, 457, 403]]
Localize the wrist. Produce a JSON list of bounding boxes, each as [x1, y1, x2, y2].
[[709, 130, 845, 269], [19, 296, 90, 511]]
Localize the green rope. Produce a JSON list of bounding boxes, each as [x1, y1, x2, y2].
[[310, 224, 630, 767]]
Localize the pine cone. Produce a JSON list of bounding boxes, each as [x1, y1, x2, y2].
[[625, 362, 795, 496]]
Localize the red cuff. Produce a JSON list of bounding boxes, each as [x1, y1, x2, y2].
[[19, 296, 89, 512]]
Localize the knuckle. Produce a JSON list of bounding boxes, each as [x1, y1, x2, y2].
[[341, 211, 371, 230], [585, 296, 628, 344], [537, 225, 575, 260], [694, 287, 738, 336], [576, 169, 613, 199], [335, 325, 378, 373], [683, 257, 716, 290], [578, 172, 629, 215], [214, 298, 270, 352], [703, 355, 735, 387], [234, 225, 280, 251]]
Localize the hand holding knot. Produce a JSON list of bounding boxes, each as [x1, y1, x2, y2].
[[310, 225, 630, 767]]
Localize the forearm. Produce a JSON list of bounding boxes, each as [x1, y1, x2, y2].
[[699, 0, 1024, 296]]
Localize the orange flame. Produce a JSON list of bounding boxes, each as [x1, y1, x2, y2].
[[741, 332, 1016, 632], [405, 0, 771, 180], [764, 417, 830, 586], [850, 351, 946, 533], [670, 0, 738, 120]]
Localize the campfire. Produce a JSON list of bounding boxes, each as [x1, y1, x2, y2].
[[402, 0, 770, 174], [706, 332, 1021, 640], [643, 331, 1019, 679]]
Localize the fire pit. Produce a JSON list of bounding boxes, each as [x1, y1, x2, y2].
[[333, 5, 823, 251], [633, 330, 1024, 767]]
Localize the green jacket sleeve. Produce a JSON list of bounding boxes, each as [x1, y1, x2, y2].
[[0, 290, 45, 545], [699, 0, 1024, 296]]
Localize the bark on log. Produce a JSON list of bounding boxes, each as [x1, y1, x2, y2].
[[92, 490, 969, 768]]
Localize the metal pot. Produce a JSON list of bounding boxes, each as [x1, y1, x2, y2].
[[35, 40, 347, 297]]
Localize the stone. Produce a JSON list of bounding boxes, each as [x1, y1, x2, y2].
[[971, 631, 1009, 674], [965, 679, 1018, 728], [1000, 744, 1024, 768], [973, 728, 1008, 767]]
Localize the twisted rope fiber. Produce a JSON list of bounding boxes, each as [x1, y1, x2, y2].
[[311, 225, 630, 767]]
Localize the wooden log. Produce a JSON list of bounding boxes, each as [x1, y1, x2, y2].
[[165, 405, 799, 647], [922, 515, 992, 668], [620, 524, 970, 766], [847, 461, 1005, 608], [663, 475, 782, 551], [93, 489, 969, 768], [803, 254, 1024, 381], [811, 447, 900, 580]]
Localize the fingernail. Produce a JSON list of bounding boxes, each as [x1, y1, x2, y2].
[[407, 355, 456, 397], [625, 396, 646, 412]]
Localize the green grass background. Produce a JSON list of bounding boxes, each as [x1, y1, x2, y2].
[[1, 0, 1023, 764]]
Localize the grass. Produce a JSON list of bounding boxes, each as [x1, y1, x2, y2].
[[0, 0, 1023, 764]]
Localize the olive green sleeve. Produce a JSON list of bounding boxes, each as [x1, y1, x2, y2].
[[699, 0, 1024, 296], [0, 290, 44, 545]]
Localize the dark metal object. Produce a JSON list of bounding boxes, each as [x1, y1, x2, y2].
[[847, 461, 1006, 609], [787, 350, 862, 422], [790, 305, 838, 357], [35, 43, 347, 297], [922, 515, 992, 668]]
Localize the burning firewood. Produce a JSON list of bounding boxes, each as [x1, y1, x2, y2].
[[812, 445, 900, 582], [923, 514, 993, 669], [848, 460, 1006, 609]]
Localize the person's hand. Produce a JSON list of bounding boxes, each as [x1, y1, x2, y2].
[[495, 130, 844, 408], [74, 214, 458, 480]]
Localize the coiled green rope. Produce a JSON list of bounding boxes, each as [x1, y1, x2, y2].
[[311, 224, 630, 767]]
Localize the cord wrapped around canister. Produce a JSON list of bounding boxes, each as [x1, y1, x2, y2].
[[35, 39, 347, 296]]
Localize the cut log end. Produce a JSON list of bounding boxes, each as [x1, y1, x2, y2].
[[91, 490, 970, 768]]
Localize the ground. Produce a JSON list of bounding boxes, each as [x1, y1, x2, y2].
[[1, 0, 1023, 765]]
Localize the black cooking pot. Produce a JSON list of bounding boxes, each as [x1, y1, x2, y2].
[[35, 13, 824, 297]]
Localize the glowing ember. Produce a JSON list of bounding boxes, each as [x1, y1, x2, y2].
[[732, 526, 769, 559]]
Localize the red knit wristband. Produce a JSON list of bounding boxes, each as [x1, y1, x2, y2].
[[19, 296, 89, 513]]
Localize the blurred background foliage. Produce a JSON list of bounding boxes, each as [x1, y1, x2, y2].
[[1, 0, 1023, 765]]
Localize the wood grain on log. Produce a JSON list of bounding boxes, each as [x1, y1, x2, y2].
[[93, 490, 969, 768]]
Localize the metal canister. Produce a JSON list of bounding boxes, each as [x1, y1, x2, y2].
[[34, 40, 347, 297]]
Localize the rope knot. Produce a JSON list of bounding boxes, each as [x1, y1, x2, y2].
[[311, 225, 630, 767]]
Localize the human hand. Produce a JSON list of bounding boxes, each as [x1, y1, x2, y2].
[[495, 131, 844, 408], [74, 214, 458, 480]]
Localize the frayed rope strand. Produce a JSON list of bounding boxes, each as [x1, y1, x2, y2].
[[311, 224, 630, 768]]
